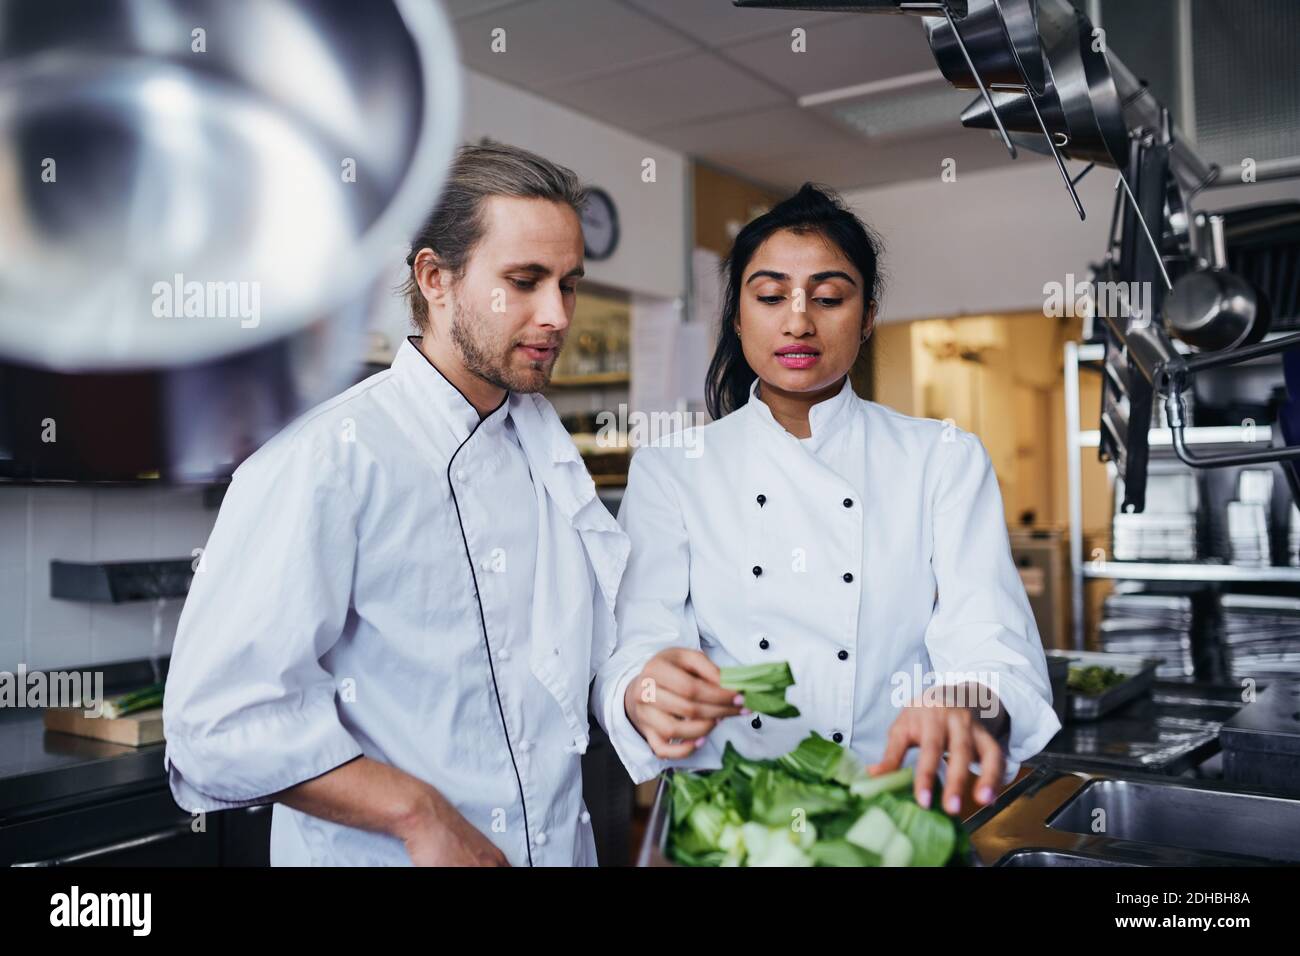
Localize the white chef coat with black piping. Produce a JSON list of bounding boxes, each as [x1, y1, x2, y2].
[[593, 376, 1061, 785], [163, 336, 628, 866]]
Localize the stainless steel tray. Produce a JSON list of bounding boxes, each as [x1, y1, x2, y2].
[[1047, 650, 1160, 721]]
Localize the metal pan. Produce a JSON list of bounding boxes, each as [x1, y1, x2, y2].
[[927, 0, 1047, 96], [1047, 650, 1161, 720]]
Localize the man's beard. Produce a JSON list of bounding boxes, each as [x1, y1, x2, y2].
[[449, 299, 559, 394]]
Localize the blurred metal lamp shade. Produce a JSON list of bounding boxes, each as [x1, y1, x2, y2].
[[0, 0, 461, 481]]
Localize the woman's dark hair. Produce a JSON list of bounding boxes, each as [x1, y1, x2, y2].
[[704, 182, 885, 420]]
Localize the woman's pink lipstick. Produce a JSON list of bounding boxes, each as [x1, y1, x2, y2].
[[775, 344, 821, 369]]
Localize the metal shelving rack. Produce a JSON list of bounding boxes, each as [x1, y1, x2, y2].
[[1064, 340, 1300, 650]]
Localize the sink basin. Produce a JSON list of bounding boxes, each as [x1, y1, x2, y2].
[[997, 849, 1136, 867], [1047, 778, 1300, 863]]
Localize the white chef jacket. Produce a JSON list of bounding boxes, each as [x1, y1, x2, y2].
[[163, 336, 629, 866], [593, 376, 1061, 786]]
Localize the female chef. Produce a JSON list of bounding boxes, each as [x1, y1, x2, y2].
[[592, 183, 1061, 817]]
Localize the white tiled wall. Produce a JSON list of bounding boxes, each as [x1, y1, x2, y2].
[[0, 486, 217, 673]]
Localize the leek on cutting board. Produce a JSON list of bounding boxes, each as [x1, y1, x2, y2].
[[93, 682, 165, 719]]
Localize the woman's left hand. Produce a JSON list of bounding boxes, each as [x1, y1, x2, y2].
[[867, 683, 1007, 816]]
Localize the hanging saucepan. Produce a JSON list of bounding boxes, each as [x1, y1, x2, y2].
[[926, 0, 1048, 97], [958, 0, 1127, 167], [1163, 215, 1273, 352], [0, 0, 461, 482], [732, 0, 970, 17]]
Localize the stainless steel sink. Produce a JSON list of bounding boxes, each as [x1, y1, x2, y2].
[[996, 849, 1137, 867], [1047, 779, 1300, 862], [967, 767, 1300, 866]]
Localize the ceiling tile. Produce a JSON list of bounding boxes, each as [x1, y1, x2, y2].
[[620, 0, 826, 45], [719, 13, 936, 98], [646, 104, 862, 166], [738, 128, 1026, 192], [442, 0, 528, 20], [544, 51, 788, 132], [454, 0, 696, 89]]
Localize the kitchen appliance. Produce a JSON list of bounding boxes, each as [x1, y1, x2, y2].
[[1220, 678, 1300, 796], [0, 0, 461, 481]]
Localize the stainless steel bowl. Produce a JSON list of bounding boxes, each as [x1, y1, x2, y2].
[[0, 0, 461, 480]]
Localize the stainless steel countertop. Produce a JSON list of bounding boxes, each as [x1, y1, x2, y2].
[[1030, 679, 1249, 775]]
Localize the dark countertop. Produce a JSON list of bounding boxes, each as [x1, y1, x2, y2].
[[0, 660, 169, 821], [1029, 679, 1249, 776]]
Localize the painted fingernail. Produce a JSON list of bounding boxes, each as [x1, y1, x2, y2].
[[739, 707, 751, 716], [918, 789, 931, 809], [946, 794, 961, 814], [977, 786, 994, 804], [694, 737, 707, 748], [733, 694, 744, 706]]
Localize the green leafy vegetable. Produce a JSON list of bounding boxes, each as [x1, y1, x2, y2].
[[776, 731, 860, 785], [718, 661, 800, 718], [1067, 664, 1126, 695], [664, 732, 964, 867]]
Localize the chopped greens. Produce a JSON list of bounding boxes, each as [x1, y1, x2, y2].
[[718, 661, 800, 718], [1067, 664, 1126, 695], [664, 733, 966, 867]]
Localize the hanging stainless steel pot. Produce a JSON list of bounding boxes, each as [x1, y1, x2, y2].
[[926, 0, 1047, 96], [958, 0, 1126, 167]]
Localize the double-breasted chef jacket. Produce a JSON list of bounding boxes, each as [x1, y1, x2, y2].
[[593, 376, 1062, 785], [163, 336, 629, 866]]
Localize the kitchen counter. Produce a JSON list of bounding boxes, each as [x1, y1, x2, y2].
[[1028, 679, 1249, 776], [0, 659, 168, 821], [966, 764, 1300, 866]]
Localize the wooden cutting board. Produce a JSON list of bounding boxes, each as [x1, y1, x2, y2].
[[44, 706, 164, 747]]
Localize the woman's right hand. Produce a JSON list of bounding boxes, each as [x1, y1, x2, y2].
[[624, 648, 747, 758]]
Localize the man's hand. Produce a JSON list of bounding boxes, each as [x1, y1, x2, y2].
[[395, 790, 510, 867], [625, 648, 745, 759], [276, 755, 509, 866], [867, 682, 1008, 816]]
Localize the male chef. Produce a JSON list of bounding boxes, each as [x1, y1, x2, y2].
[[163, 141, 629, 866]]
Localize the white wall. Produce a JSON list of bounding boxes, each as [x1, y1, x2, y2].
[[843, 158, 1300, 325], [842, 158, 1122, 323], [0, 488, 214, 672]]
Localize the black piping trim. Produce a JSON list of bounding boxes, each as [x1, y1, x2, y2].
[[410, 337, 533, 865], [405, 335, 508, 422]]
